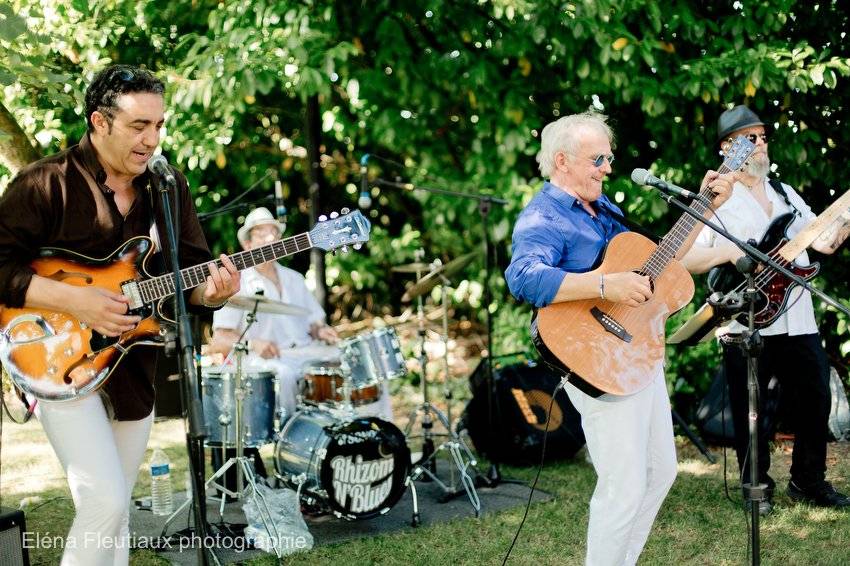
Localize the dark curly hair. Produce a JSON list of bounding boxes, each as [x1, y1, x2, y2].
[[84, 64, 165, 132]]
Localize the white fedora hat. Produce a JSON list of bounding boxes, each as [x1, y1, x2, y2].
[[237, 207, 285, 245]]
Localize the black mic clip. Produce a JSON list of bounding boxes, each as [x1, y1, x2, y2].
[[708, 290, 745, 313]]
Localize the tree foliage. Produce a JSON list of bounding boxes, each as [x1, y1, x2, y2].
[[2, 0, 850, 412]]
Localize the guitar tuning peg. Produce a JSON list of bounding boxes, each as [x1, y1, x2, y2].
[[318, 214, 328, 222], [353, 243, 362, 250], [330, 211, 339, 219], [341, 245, 349, 253], [341, 207, 350, 214]]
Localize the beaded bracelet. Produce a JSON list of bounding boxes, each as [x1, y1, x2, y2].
[[599, 274, 605, 300]]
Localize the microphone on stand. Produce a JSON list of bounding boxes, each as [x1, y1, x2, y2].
[[358, 153, 372, 209], [274, 180, 287, 225], [631, 168, 703, 201], [147, 154, 176, 186]]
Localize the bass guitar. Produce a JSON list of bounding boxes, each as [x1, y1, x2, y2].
[[671, 186, 850, 345], [533, 138, 755, 397], [0, 209, 370, 402]]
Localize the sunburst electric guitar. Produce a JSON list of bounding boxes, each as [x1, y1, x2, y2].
[[0, 209, 370, 402], [533, 138, 755, 397]]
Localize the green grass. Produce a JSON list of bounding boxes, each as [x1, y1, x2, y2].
[[4, 415, 850, 565]]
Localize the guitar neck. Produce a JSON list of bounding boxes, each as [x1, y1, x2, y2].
[[640, 162, 736, 279], [140, 232, 313, 302], [777, 188, 850, 261]]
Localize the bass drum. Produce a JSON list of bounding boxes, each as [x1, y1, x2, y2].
[[274, 406, 410, 520]]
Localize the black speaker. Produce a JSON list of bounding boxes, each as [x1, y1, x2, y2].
[[0, 507, 29, 566], [460, 355, 585, 465], [695, 365, 781, 446]]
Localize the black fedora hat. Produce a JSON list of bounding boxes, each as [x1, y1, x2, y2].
[[717, 105, 765, 142]]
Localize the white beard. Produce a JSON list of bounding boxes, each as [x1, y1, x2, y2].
[[744, 153, 771, 178]]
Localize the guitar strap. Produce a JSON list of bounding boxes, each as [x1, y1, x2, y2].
[[768, 178, 804, 218]]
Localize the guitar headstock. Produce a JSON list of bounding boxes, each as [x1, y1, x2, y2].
[[720, 135, 757, 173], [310, 208, 372, 253]]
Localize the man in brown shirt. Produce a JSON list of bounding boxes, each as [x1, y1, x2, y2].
[[0, 64, 240, 564]]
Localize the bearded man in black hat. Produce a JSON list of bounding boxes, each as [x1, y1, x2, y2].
[[681, 105, 850, 515]]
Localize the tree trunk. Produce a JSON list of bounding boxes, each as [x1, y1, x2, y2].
[[306, 94, 327, 312], [0, 101, 39, 176]]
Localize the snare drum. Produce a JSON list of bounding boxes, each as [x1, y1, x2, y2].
[[201, 368, 276, 447], [274, 406, 410, 520], [302, 361, 381, 406], [340, 327, 406, 385]]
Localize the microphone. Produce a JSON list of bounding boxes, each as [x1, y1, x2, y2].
[[631, 168, 701, 200], [358, 153, 372, 209], [147, 154, 176, 186], [273, 180, 287, 225]]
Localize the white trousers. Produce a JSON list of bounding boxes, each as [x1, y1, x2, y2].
[[564, 371, 677, 566], [35, 394, 154, 566]]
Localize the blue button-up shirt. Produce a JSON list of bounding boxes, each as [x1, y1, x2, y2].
[[505, 182, 629, 307]]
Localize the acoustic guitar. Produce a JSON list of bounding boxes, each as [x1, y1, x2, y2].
[[0, 209, 370, 402], [533, 139, 754, 397]]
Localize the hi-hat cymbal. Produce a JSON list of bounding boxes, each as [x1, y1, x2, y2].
[[401, 251, 480, 302], [391, 262, 432, 274], [227, 295, 310, 316]]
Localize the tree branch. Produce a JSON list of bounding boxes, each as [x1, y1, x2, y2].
[[0, 101, 40, 175]]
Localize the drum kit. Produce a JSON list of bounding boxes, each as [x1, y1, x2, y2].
[[162, 251, 483, 547]]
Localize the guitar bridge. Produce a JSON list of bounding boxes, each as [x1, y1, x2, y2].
[[590, 306, 632, 342]]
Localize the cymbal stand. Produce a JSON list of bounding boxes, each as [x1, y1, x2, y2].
[[162, 312, 282, 558], [404, 254, 481, 516]]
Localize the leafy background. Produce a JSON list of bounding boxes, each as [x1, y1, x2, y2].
[[2, 0, 849, 419]]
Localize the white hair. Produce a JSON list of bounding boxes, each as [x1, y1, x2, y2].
[[535, 111, 614, 178]]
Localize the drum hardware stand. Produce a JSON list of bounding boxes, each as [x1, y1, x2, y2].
[[403, 253, 481, 515], [403, 250, 440, 478], [162, 311, 283, 559], [373, 174, 510, 487]]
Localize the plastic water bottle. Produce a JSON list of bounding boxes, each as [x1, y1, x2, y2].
[[150, 449, 173, 516]]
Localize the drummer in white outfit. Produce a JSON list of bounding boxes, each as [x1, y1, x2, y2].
[[209, 207, 393, 422]]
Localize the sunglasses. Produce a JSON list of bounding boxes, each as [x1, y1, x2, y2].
[[570, 153, 615, 167], [112, 67, 136, 82], [731, 133, 768, 145]]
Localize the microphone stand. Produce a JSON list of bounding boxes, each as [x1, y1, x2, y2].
[[154, 174, 219, 566], [372, 177, 521, 487], [653, 189, 850, 566]]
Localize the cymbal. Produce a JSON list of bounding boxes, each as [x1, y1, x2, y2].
[[392, 262, 432, 274], [226, 295, 310, 316], [401, 251, 480, 302]]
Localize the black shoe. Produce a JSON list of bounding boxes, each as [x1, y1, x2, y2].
[[744, 498, 773, 516], [787, 481, 850, 508]]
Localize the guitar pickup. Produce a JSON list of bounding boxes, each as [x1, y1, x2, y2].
[[120, 280, 145, 310], [590, 306, 632, 342]]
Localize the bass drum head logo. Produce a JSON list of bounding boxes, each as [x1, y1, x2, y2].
[[320, 417, 410, 519]]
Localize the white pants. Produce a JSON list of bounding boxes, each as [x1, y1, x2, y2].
[[35, 394, 154, 566], [564, 372, 677, 566]]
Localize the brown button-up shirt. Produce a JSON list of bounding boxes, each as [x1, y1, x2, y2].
[[0, 134, 216, 420]]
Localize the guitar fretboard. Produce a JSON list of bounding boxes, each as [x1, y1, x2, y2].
[[137, 232, 312, 304], [640, 161, 738, 279]]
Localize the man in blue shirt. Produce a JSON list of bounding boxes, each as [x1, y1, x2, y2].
[[506, 111, 734, 565]]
